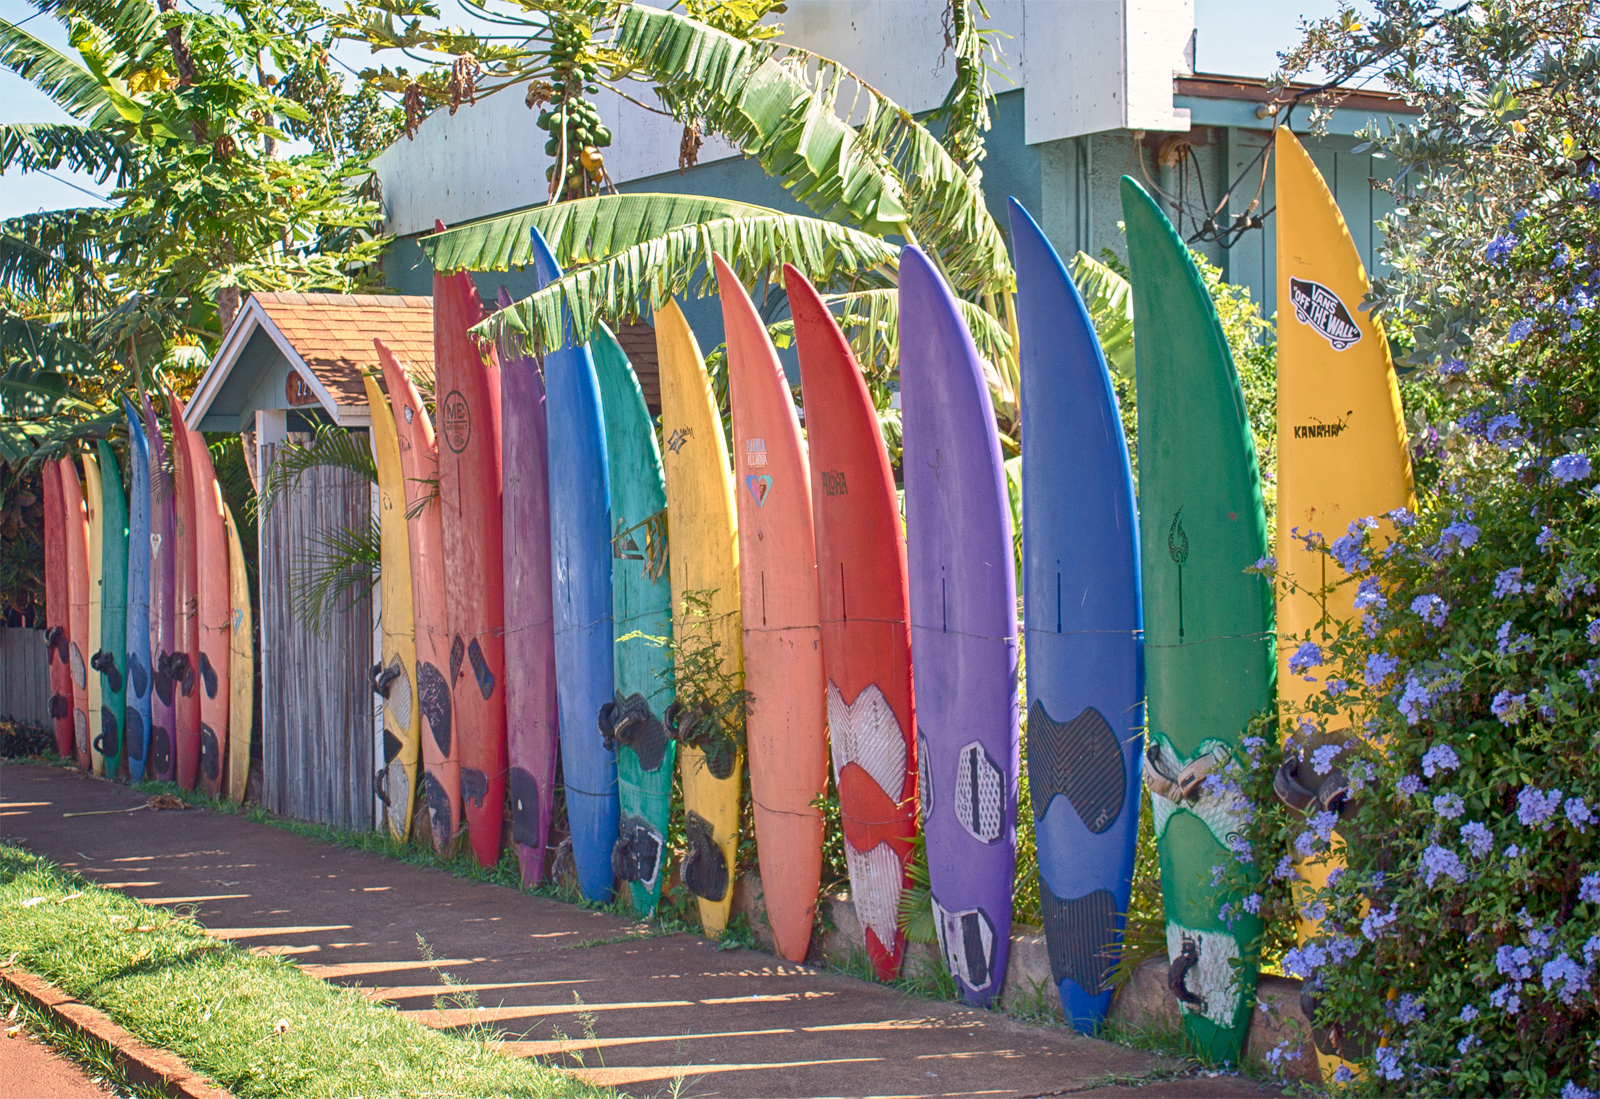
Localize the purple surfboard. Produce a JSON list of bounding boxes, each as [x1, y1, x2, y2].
[[143, 395, 178, 783], [900, 246, 1020, 1007], [498, 286, 561, 886]]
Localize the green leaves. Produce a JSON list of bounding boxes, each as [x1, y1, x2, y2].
[[1070, 252, 1135, 379]]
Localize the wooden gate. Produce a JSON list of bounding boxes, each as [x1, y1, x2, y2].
[[258, 442, 375, 830]]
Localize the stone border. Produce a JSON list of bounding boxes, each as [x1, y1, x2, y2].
[[0, 966, 234, 1099]]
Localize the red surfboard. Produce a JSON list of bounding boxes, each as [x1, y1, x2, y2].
[[166, 391, 203, 790], [43, 459, 74, 758], [60, 458, 92, 768], [715, 253, 828, 962], [433, 254, 507, 869], [377, 339, 463, 850], [786, 265, 918, 980]]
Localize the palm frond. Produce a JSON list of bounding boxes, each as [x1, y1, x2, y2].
[[821, 287, 1011, 373], [481, 211, 900, 353], [35, 0, 160, 58], [290, 514, 379, 637], [425, 192, 784, 273], [1071, 251, 1135, 379], [0, 209, 112, 302], [609, 3, 1010, 294], [0, 122, 136, 185], [259, 425, 377, 517], [0, 18, 112, 123]]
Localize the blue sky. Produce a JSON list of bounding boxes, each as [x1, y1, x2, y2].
[[0, 1, 1345, 220]]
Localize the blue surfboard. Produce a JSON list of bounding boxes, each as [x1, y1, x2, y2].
[[531, 226, 618, 902], [1010, 199, 1145, 1031], [123, 399, 154, 781]]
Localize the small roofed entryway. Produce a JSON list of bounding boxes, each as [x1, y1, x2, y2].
[[186, 292, 434, 831]]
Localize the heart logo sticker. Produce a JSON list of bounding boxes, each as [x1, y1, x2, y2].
[[745, 474, 773, 507]]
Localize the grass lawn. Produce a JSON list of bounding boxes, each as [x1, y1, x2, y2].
[[0, 843, 615, 1099]]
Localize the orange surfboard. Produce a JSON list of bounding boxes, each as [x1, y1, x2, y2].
[[715, 253, 828, 962], [786, 264, 918, 980], [377, 339, 463, 851], [189, 428, 231, 797], [60, 458, 92, 768], [167, 392, 203, 790]]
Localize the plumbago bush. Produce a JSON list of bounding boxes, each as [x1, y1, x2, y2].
[[1213, 2, 1600, 1094]]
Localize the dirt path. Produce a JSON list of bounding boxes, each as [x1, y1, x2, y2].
[[2, 763, 1280, 1099]]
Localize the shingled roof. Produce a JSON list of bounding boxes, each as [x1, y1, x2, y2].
[[186, 291, 434, 432]]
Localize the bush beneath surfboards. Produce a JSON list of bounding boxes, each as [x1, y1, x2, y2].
[[1216, 5, 1600, 1093]]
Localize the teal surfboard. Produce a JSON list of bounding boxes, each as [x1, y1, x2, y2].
[[123, 400, 153, 780], [94, 438, 129, 776], [593, 324, 676, 916], [1121, 177, 1274, 1063]]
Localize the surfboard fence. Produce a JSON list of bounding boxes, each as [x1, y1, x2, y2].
[[0, 627, 51, 729], [257, 442, 376, 831]]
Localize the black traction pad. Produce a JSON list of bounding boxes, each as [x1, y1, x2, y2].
[[423, 772, 453, 843], [199, 651, 218, 700], [612, 815, 663, 886], [383, 730, 402, 765], [609, 693, 670, 772], [46, 626, 68, 663], [449, 635, 465, 686], [467, 639, 495, 699], [92, 651, 123, 694], [125, 711, 145, 761], [1039, 885, 1119, 996], [149, 725, 172, 779], [417, 661, 452, 755], [200, 723, 220, 781], [95, 707, 118, 758], [702, 738, 736, 781], [460, 767, 489, 808], [128, 652, 149, 700], [1027, 702, 1126, 834], [50, 694, 72, 720], [509, 767, 541, 849], [682, 811, 728, 902]]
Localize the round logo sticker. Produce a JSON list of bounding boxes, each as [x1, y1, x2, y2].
[[441, 390, 471, 453]]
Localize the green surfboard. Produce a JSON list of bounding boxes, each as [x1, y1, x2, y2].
[[593, 324, 677, 916], [95, 438, 129, 776], [1121, 177, 1275, 1062]]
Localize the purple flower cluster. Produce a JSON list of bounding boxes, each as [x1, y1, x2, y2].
[[1354, 576, 1388, 610], [1566, 796, 1594, 832], [1492, 689, 1529, 724], [1489, 983, 1522, 1014], [1516, 785, 1563, 828], [1497, 943, 1535, 979], [1486, 232, 1517, 262], [1390, 993, 1426, 1025], [1487, 413, 1524, 448], [1494, 566, 1532, 598], [1251, 555, 1278, 574], [1509, 318, 1536, 343], [1366, 651, 1399, 686], [1588, 619, 1600, 645], [1542, 954, 1592, 1006], [1373, 1043, 1407, 1081], [1421, 743, 1459, 777], [1436, 521, 1481, 554], [1538, 525, 1558, 547], [1312, 743, 1342, 775], [1421, 843, 1467, 886], [1461, 820, 1494, 857], [1289, 640, 1323, 675], [1325, 677, 1348, 696], [1580, 872, 1600, 904], [1496, 621, 1534, 656], [1397, 773, 1426, 796], [1551, 453, 1592, 484], [1362, 907, 1397, 940], [1412, 593, 1450, 627], [1434, 792, 1465, 819]]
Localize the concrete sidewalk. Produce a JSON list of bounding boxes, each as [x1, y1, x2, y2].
[[2, 763, 1280, 1099]]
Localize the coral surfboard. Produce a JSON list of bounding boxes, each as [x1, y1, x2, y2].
[[377, 339, 462, 850], [593, 322, 676, 917], [1273, 128, 1414, 1078], [786, 263, 917, 981], [188, 426, 230, 797], [716, 253, 827, 963], [167, 392, 202, 791], [60, 458, 91, 768], [224, 503, 253, 803], [94, 439, 128, 777], [83, 450, 104, 773], [434, 249, 508, 868], [1122, 176, 1273, 1063], [363, 373, 421, 838], [653, 298, 743, 936], [123, 400, 154, 781], [1010, 198, 1145, 1031], [899, 245, 1020, 1007], [144, 397, 178, 783], [495, 294, 559, 885], [531, 227, 617, 902], [43, 458, 73, 758]]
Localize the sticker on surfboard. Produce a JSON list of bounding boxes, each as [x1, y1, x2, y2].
[[1288, 277, 1362, 351], [745, 474, 772, 507]]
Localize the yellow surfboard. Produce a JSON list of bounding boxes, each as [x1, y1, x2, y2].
[[224, 503, 253, 804], [1275, 127, 1415, 1079], [655, 299, 744, 937], [363, 373, 422, 842], [83, 451, 104, 776]]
